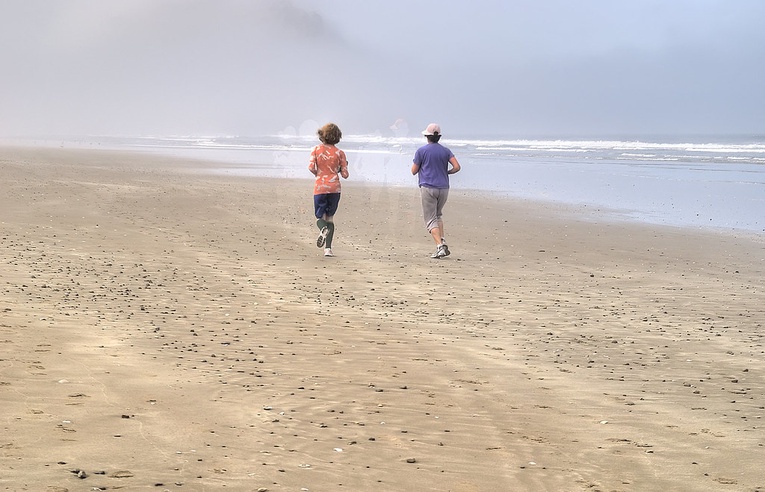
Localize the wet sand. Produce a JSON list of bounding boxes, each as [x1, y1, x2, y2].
[[1, 146, 764, 491]]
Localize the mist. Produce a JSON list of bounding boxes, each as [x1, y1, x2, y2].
[[2, 0, 764, 138]]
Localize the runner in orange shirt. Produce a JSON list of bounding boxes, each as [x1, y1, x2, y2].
[[309, 123, 349, 257]]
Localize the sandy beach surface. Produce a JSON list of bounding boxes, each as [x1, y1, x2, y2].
[[1, 147, 764, 492]]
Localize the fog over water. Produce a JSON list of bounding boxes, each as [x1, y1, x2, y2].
[[2, 0, 765, 139]]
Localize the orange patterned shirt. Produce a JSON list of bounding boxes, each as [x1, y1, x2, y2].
[[309, 144, 349, 195]]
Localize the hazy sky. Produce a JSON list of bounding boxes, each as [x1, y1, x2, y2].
[[2, 0, 764, 138]]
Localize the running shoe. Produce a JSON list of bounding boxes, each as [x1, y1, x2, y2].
[[317, 226, 329, 248], [431, 245, 447, 259]]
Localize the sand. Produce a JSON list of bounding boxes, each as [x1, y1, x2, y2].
[[1, 146, 763, 492]]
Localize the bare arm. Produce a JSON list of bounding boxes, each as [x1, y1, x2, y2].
[[308, 151, 318, 176], [411, 162, 420, 175], [447, 156, 461, 174]]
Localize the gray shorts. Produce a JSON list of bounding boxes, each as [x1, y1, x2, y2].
[[420, 186, 449, 231]]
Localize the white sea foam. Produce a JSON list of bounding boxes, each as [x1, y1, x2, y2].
[[7, 133, 762, 232], [76, 134, 764, 166]]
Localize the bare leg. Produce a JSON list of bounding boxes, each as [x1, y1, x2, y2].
[[430, 219, 445, 244], [430, 219, 450, 257], [430, 226, 442, 245]]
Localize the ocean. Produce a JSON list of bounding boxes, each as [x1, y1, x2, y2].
[[14, 133, 765, 234]]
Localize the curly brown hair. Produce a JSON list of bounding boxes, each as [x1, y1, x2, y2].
[[317, 123, 342, 145]]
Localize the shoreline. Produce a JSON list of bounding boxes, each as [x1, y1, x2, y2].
[[1, 146, 764, 491], [4, 137, 764, 235]]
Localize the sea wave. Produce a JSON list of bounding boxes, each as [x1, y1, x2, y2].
[[5, 133, 762, 232], [7, 133, 765, 165]]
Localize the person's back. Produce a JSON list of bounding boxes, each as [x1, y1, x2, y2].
[[413, 142, 452, 189], [411, 123, 461, 258], [309, 122, 349, 257]]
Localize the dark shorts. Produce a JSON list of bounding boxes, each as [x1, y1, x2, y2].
[[314, 193, 341, 219]]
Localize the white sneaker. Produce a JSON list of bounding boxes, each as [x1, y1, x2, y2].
[[441, 243, 450, 257], [324, 248, 334, 257], [431, 245, 447, 259]]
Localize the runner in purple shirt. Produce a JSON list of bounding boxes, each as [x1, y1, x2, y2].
[[411, 123, 462, 259]]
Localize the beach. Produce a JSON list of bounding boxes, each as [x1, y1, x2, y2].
[[1, 146, 764, 491]]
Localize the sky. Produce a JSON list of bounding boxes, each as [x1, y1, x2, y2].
[[2, 0, 764, 139]]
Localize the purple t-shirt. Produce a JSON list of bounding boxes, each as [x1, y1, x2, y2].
[[413, 143, 454, 189]]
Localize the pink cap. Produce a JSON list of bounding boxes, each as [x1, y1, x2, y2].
[[421, 123, 441, 136]]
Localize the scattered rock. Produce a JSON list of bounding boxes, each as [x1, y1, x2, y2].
[[110, 470, 134, 478]]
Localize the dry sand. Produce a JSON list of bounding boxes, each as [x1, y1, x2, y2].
[[1, 146, 764, 492]]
